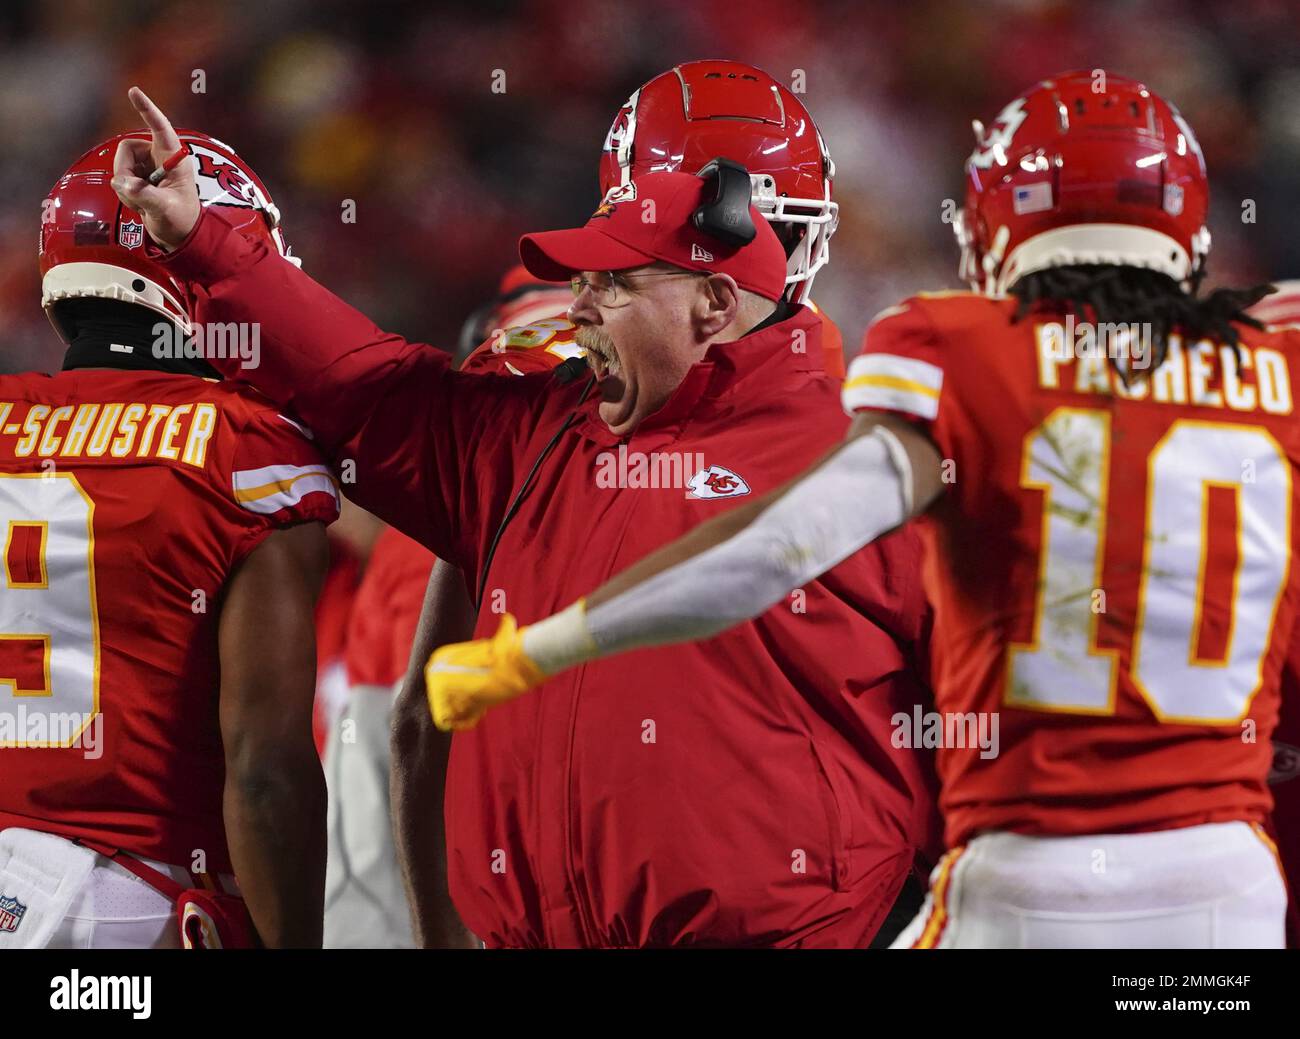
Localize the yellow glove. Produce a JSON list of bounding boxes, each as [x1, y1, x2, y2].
[[425, 613, 549, 732]]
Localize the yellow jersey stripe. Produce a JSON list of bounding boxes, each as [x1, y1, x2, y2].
[[842, 373, 941, 398], [233, 469, 338, 504]]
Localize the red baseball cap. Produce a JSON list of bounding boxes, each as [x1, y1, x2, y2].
[[518, 171, 787, 302]]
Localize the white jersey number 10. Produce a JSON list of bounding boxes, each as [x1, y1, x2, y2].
[[1007, 408, 1291, 724]]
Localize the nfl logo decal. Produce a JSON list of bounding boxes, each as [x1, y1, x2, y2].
[[118, 221, 144, 249], [1163, 183, 1185, 216], [0, 894, 27, 934]]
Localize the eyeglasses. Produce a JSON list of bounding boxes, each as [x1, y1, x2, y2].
[[570, 269, 710, 308]]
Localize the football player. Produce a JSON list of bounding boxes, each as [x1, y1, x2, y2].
[[325, 525, 432, 948], [429, 71, 1295, 948], [0, 130, 339, 948]]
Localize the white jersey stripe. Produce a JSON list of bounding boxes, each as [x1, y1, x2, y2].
[[232, 463, 340, 515], [842, 353, 944, 420]]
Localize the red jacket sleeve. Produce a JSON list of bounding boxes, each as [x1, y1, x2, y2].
[[160, 208, 536, 563]]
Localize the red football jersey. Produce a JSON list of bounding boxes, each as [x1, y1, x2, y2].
[[462, 305, 847, 379], [845, 291, 1300, 847], [311, 541, 361, 755], [0, 369, 339, 871], [344, 527, 435, 689], [462, 315, 582, 375], [807, 299, 846, 380]]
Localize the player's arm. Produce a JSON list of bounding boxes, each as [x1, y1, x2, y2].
[[111, 87, 526, 555], [219, 521, 330, 947], [391, 559, 480, 947], [426, 412, 944, 730]]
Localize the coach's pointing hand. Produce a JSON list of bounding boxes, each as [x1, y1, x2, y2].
[[110, 87, 200, 251]]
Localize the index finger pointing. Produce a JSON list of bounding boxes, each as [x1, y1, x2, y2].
[[128, 86, 182, 157]]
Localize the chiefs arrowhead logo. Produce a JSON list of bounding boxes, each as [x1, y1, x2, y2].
[[687, 465, 750, 500], [593, 181, 637, 219], [967, 97, 1028, 172], [188, 141, 278, 224], [603, 89, 640, 157]]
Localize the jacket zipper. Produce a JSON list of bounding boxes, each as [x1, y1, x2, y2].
[[560, 447, 644, 948]]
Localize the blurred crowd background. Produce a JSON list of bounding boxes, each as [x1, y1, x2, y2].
[[2, 0, 1299, 375]]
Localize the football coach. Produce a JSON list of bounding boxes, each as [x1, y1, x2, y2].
[[113, 88, 939, 947]]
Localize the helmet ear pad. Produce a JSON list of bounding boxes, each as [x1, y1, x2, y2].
[[691, 158, 758, 248]]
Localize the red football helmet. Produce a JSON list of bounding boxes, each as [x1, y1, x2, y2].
[[486, 265, 578, 333], [40, 129, 295, 343], [455, 263, 576, 370], [954, 70, 1211, 296], [598, 60, 836, 303]]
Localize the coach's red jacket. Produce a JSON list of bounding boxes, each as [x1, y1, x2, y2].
[[164, 209, 939, 947]]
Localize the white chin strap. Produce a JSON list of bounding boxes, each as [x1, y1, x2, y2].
[[42, 262, 191, 338], [974, 223, 1209, 296]]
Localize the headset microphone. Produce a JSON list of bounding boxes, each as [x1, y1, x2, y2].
[[553, 355, 589, 384]]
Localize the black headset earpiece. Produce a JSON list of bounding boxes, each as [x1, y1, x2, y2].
[[692, 158, 757, 248]]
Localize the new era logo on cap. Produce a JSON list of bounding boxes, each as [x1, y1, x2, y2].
[[690, 243, 714, 263]]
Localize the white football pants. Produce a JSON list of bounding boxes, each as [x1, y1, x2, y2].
[[0, 827, 236, 949], [893, 821, 1287, 949], [322, 684, 415, 948]]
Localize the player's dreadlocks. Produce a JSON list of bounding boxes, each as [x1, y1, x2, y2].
[[1009, 264, 1275, 376]]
